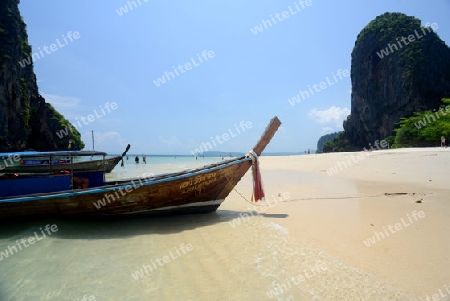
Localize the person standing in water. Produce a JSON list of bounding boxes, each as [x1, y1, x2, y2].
[[135, 156, 139, 164]]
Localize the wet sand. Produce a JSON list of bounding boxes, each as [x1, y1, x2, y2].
[[250, 147, 450, 299], [0, 148, 448, 300]]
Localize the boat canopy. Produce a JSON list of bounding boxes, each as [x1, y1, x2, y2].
[[0, 150, 108, 159]]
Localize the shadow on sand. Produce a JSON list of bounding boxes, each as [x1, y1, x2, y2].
[[260, 213, 289, 218], [0, 209, 287, 240]]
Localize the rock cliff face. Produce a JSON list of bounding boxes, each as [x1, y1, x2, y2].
[[316, 132, 339, 153], [0, 0, 83, 151], [343, 12, 450, 149]]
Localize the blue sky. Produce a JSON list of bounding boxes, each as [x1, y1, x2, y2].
[[18, 0, 450, 154]]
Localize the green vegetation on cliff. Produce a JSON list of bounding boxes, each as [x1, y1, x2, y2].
[[47, 104, 84, 150], [323, 98, 450, 151], [392, 98, 450, 147], [356, 12, 447, 85], [322, 132, 351, 153], [323, 12, 450, 152], [0, 0, 85, 151], [316, 132, 340, 153]]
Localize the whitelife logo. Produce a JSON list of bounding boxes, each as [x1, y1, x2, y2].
[[363, 210, 425, 247], [190, 121, 252, 156], [115, 0, 149, 16], [153, 50, 215, 87], [0, 154, 21, 172], [55, 102, 118, 139], [413, 104, 450, 130], [250, 0, 313, 35], [131, 243, 193, 280], [0, 224, 58, 261], [18, 31, 80, 68], [326, 139, 389, 176], [288, 69, 349, 106], [93, 172, 154, 209], [376, 22, 438, 59]]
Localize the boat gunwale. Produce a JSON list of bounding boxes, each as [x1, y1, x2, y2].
[[0, 156, 252, 203], [0, 150, 109, 158]]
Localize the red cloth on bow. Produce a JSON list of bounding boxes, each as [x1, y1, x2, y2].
[[252, 156, 265, 202]]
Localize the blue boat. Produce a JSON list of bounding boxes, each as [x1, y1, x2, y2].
[[0, 150, 123, 174]]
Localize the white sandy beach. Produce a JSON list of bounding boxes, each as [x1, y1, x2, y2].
[[0, 148, 449, 300], [227, 147, 450, 299]]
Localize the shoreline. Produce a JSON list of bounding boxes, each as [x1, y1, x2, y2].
[[228, 147, 450, 298]]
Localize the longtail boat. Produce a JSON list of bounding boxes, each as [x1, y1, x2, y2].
[[0, 147, 130, 174], [0, 117, 281, 220]]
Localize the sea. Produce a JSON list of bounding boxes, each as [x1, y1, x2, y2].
[[105, 155, 229, 181], [0, 155, 416, 300]]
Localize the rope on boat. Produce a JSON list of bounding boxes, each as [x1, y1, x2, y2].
[[218, 155, 267, 207], [232, 187, 252, 204], [246, 150, 265, 202]]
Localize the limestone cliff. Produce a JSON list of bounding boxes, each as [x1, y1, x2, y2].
[[0, 0, 84, 151], [342, 12, 450, 149], [316, 132, 340, 153]]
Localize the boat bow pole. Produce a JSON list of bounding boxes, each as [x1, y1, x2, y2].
[[120, 144, 131, 167], [246, 116, 282, 202]]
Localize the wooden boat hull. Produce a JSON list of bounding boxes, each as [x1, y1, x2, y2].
[[2, 156, 122, 174], [0, 157, 252, 219], [0, 117, 281, 220]]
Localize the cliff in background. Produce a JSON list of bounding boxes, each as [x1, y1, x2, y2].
[[326, 12, 450, 151], [316, 132, 340, 153], [0, 0, 83, 151]]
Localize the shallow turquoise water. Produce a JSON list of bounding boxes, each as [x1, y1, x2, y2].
[[106, 155, 234, 180], [0, 155, 418, 300]]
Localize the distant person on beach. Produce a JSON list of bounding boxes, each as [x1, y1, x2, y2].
[[143, 155, 147, 164], [441, 136, 446, 147], [135, 156, 139, 164]]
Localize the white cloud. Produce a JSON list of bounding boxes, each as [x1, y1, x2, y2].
[[275, 126, 289, 138], [80, 131, 128, 152], [320, 127, 334, 135], [43, 94, 120, 128], [42, 93, 89, 120], [93, 131, 121, 143], [159, 136, 181, 146], [42, 93, 82, 111], [308, 106, 350, 128]]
